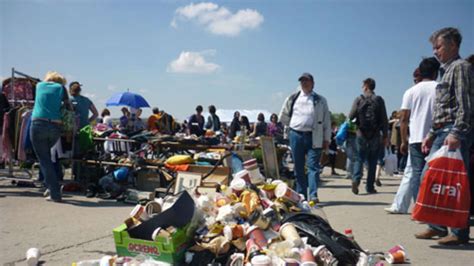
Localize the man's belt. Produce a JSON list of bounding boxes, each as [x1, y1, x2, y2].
[[290, 128, 312, 135]]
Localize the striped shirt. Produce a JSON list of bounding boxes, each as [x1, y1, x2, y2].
[[432, 56, 474, 138]]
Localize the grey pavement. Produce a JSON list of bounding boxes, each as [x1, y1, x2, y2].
[[1, 169, 473, 265]]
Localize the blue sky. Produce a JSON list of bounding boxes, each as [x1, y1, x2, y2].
[[1, 0, 473, 121]]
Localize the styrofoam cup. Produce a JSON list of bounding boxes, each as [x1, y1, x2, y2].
[[26, 248, 40, 266]]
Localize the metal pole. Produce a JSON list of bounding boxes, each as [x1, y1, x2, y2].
[[7, 68, 15, 177]]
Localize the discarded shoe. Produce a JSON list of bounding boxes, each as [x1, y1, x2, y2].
[[437, 234, 469, 246], [414, 228, 448, 239]]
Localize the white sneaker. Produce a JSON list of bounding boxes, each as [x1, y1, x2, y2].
[[384, 207, 405, 214], [43, 185, 63, 198]]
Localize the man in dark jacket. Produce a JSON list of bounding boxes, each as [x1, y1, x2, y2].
[[348, 78, 389, 194]]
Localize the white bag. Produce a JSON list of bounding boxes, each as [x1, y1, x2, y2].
[[384, 148, 398, 176]]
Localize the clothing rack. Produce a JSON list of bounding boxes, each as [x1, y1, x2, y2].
[[1, 68, 39, 180]]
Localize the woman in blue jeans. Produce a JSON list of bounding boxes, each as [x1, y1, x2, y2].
[[30, 71, 72, 202]]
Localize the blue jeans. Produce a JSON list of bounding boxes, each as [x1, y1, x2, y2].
[[390, 155, 413, 213], [353, 135, 381, 191], [427, 125, 472, 241], [344, 134, 356, 177], [409, 143, 426, 201], [289, 129, 322, 200], [30, 120, 62, 200], [38, 154, 63, 183]]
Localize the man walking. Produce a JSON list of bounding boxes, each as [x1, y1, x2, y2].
[[349, 78, 388, 194], [279, 73, 331, 202], [400, 58, 440, 200], [415, 27, 474, 245]]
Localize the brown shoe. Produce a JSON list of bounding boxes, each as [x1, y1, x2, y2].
[[438, 234, 469, 246], [414, 229, 448, 239], [351, 181, 359, 195]]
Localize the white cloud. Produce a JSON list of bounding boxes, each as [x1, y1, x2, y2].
[[167, 50, 220, 74], [139, 88, 149, 93], [172, 2, 264, 37]]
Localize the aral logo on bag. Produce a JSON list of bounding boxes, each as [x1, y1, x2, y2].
[[431, 183, 462, 197]]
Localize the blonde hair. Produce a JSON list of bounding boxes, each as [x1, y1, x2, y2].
[[44, 71, 67, 86]]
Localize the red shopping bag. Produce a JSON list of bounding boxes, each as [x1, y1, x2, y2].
[[412, 146, 471, 228]]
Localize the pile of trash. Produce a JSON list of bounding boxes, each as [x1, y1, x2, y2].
[[69, 169, 409, 265]]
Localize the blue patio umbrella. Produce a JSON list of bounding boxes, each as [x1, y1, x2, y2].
[[106, 91, 150, 108]]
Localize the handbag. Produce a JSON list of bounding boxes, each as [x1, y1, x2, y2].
[[412, 146, 471, 228]]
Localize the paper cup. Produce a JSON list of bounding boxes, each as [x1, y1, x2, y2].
[[279, 223, 302, 247], [243, 159, 258, 168], [234, 169, 251, 184], [283, 258, 300, 266], [130, 204, 144, 218], [386, 250, 406, 264], [224, 224, 244, 240], [301, 248, 315, 263], [151, 227, 162, 241], [246, 225, 268, 248], [275, 183, 301, 204], [260, 198, 274, 209], [388, 244, 405, 254], [230, 178, 246, 195], [249, 211, 271, 230], [145, 201, 162, 215], [26, 248, 41, 266], [250, 254, 271, 266]]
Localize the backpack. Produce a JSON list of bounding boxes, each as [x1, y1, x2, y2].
[[356, 95, 379, 139], [282, 213, 364, 265]]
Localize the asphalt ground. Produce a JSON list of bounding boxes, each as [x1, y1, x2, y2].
[[1, 168, 473, 265]]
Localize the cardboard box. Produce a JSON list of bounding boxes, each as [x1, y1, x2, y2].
[[136, 170, 161, 192], [113, 223, 191, 263], [114, 191, 195, 263], [187, 165, 230, 186], [320, 150, 347, 170]]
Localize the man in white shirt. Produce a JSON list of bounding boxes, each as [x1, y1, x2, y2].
[[279, 73, 331, 203], [400, 57, 439, 201], [385, 58, 439, 214]]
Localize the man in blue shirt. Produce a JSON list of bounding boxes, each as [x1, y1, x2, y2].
[[69, 81, 98, 129]]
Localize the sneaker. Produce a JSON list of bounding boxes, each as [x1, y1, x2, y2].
[[384, 207, 405, 214], [351, 181, 359, 195], [375, 178, 382, 187], [45, 196, 62, 203], [414, 228, 448, 239], [43, 185, 63, 197], [310, 198, 320, 204], [366, 189, 378, 194], [437, 234, 469, 245], [98, 192, 113, 199]]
